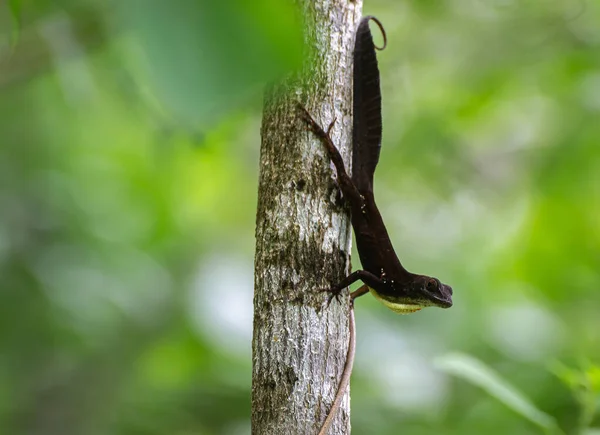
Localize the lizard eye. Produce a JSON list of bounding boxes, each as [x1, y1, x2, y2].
[[426, 279, 437, 291]]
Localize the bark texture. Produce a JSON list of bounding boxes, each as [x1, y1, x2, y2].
[[252, 1, 362, 434]]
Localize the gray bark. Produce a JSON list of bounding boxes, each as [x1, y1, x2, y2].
[[252, 1, 362, 434]]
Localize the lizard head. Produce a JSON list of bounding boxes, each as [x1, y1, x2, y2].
[[368, 275, 453, 314], [408, 275, 453, 309]]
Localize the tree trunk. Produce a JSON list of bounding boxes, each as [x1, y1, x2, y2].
[[252, 1, 362, 434]]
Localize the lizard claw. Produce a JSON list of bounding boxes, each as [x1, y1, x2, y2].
[[318, 286, 345, 308], [326, 117, 337, 135], [296, 102, 320, 133], [295, 102, 312, 122]]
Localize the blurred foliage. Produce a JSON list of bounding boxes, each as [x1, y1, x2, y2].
[[436, 353, 560, 433], [0, 0, 599, 434]]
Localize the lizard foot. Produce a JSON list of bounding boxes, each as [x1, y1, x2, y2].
[[318, 286, 346, 308]]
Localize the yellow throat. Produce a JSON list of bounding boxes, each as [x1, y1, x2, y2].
[[369, 287, 423, 314]]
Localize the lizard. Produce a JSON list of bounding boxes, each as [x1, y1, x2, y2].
[[297, 15, 453, 435]]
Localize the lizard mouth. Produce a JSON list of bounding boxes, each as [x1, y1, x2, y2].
[[435, 284, 453, 308], [435, 298, 453, 309]]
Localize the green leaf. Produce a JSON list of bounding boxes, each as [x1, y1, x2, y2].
[[436, 353, 560, 433]]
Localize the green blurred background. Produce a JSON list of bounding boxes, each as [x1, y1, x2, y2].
[[1, 0, 599, 434]]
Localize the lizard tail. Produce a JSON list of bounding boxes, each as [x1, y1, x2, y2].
[[352, 16, 386, 194]]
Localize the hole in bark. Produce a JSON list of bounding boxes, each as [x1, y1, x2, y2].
[[285, 367, 298, 385]]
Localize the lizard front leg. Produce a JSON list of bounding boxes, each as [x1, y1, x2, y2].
[[321, 269, 383, 306]]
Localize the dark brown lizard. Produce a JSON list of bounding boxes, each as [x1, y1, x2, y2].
[[298, 16, 453, 435], [299, 16, 453, 314]]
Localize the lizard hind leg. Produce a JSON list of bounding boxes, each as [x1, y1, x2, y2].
[[296, 103, 363, 205], [350, 284, 370, 305]]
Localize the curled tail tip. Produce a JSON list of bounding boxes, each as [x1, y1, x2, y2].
[[358, 16, 387, 51]]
